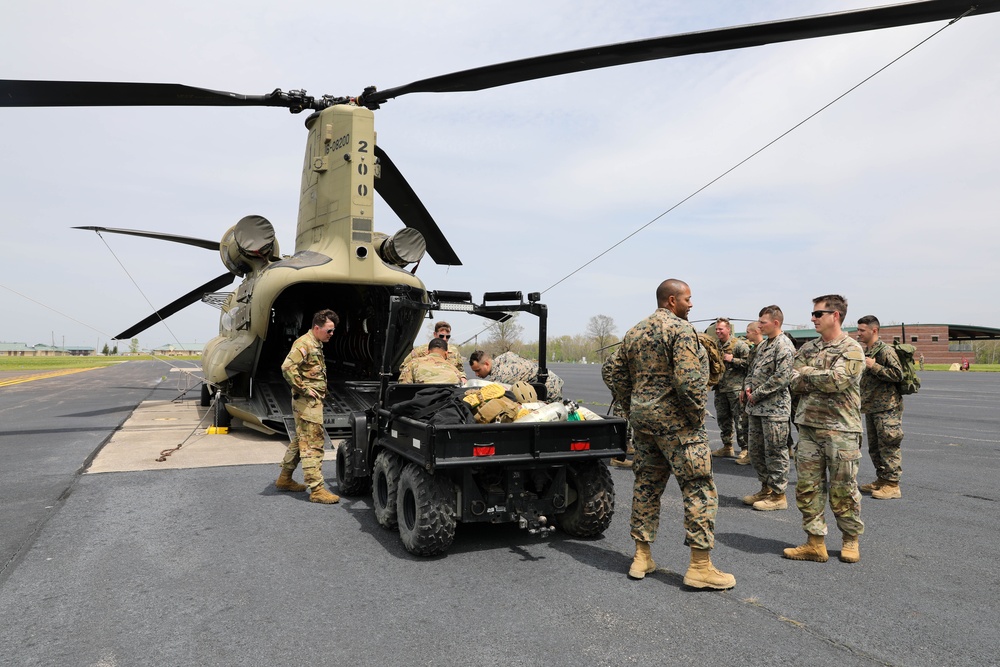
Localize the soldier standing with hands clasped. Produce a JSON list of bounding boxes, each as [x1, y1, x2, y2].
[[275, 309, 341, 504], [784, 295, 865, 563], [856, 315, 905, 499], [606, 279, 735, 590]]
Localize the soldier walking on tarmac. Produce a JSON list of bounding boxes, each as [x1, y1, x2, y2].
[[275, 309, 341, 504], [856, 315, 905, 499], [606, 279, 735, 590], [784, 295, 865, 563]]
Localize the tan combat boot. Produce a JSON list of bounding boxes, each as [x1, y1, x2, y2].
[[610, 458, 633, 469], [627, 540, 657, 580], [859, 479, 885, 494], [275, 468, 307, 492], [309, 486, 340, 504], [840, 535, 860, 563], [742, 485, 770, 506], [753, 490, 788, 511], [871, 481, 901, 500], [783, 534, 829, 562], [734, 450, 751, 465], [711, 445, 735, 458], [683, 548, 736, 590]]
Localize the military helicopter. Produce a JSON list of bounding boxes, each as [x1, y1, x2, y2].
[[2, 0, 997, 437]]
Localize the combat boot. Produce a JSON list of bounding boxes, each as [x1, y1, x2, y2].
[[840, 535, 860, 563], [734, 450, 751, 465], [683, 548, 736, 590], [859, 479, 885, 494], [309, 486, 340, 504], [783, 534, 828, 562], [742, 485, 770, 506], [610, 458, 633, 469], [753, 490, 788, 511], [275, 469, 307, 492], [627, 540, 657, 580], [871, 481, 901, 500], [711, 445, 735, 458]]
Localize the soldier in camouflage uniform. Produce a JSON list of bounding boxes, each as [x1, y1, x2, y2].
[[710, 318, 751, 462], [469, 350, 564, 401], [276, 309, 340, 504], [736, 322, 763, 467], [399, 338, 462, 384], [856, 315, 905, 500], [607, 279, 735, 590], [784, 295, 865, 564], [740, 306, 795, 511], [399, 321, 467, 384]]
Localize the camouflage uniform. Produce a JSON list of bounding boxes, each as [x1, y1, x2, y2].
[[714, 336, 750, 452], [485, 351, 564, 401], [738, 340, 758, 454], [744, 335, 795, 493], [400, 346, 466, 383], [861, 340, 904, 483], [280, 331, 328, 491], [790, 332, 865, 537], [601, 347, 634, 462], [607, 308, 717, 550], [399, 353, 462, 384]]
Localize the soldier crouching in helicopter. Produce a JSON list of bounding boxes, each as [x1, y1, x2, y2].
[[275, 309, 341, 504]]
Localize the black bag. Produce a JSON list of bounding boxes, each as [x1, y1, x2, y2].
[[389, 386, 474, 425]]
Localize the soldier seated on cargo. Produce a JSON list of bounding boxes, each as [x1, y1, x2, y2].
[[399, 337, 462, 384]]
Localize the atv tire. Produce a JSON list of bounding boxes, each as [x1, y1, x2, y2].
[[396, 463, 456, 556], [336, 440, 369, 496], [556, 461, 615, 538], [372, 450, 402, 529]]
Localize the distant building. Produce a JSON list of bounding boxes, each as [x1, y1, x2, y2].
[[151, 343, 204, 356], [0, 343, 94, 357], [779, 324, 1000, 365]]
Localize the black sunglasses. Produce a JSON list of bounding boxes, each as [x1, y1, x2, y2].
[[810, 310, 835, 319], [438, 333, 451, 339]]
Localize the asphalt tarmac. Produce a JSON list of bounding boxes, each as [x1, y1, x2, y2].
[[0, 361, 997, 666]]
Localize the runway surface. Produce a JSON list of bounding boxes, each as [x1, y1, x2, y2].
[[0, 360, 997, 666]]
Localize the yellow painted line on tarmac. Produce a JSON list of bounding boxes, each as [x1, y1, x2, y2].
[[0, 367, 103, 387]]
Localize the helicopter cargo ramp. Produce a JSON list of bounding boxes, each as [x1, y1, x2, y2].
[[86, 397, 337, 474]]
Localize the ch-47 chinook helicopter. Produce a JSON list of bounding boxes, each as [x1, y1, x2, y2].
[[2, 0, 997, 438]]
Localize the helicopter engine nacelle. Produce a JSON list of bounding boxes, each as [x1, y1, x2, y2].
[[219, 215, 280, 276], [372, 228, 426, 268]]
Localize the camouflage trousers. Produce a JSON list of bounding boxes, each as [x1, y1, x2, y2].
[[281, 413, 326, 490], [630, 429, 718, 550], [794, 425, 864, 537], [748, 415, 791, 494], [865, 409, 903, 482], [714, 390, 747, 451]]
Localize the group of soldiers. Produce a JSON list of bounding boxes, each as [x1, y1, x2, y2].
[[604, 280, 907, 589]]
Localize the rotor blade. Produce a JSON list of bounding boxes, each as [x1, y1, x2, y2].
[[0, 81, 330, 111], [74, 226, 220, 251], [373, 145, 461, 266], [114, 273, 235, 340], [365, 0, 1000, 105]]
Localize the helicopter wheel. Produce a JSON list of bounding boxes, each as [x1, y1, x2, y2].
[[213, 393, 232, 428]]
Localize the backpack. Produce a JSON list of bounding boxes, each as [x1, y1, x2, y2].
[[696, 332, 725, 388], [389, 386, 475, 425], [893, 342, 921, 395]]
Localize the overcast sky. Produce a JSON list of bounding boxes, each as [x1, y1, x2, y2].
[[2, 1, 998, 350]]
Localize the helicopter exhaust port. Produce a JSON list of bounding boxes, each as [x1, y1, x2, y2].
[[355, 245, 368, 260]]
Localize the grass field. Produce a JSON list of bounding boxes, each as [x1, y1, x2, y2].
[[0, 355, 200, 371]]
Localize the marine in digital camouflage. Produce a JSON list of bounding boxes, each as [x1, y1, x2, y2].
[[399, 353, 463, 384], [861, 340, 903, 414], [716, 335, 751, 394], [791, 333, 865, 433], [486, 351, 564, 401], [608, 306, 717, 549], [862, 339, 905, 482], [713, 334, 750, 451], [744, 333, 795, 493]]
